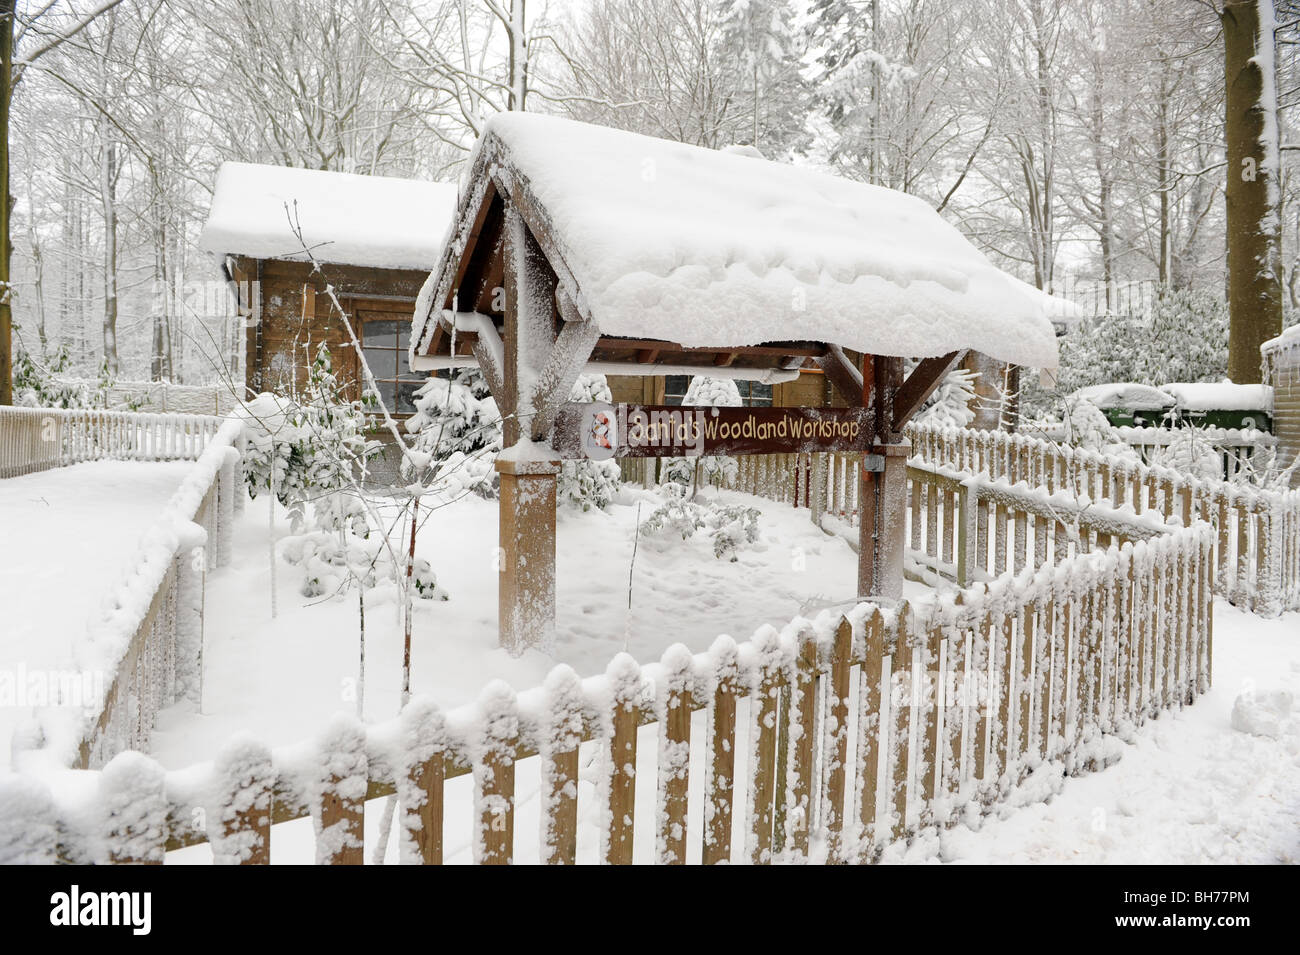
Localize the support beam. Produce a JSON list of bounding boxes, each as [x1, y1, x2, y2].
[[892, 350, 966, 432], [496, 457, 561, 656], [502, 207, 558, 446], [859, 355, 906, 602], [496, 205, 562, 655], [816, 345, 865, 406], [529, 315, 602, 440]]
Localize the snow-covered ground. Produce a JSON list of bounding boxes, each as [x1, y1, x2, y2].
[[149, 483, 878, 766], [0, 460, 193, 769]]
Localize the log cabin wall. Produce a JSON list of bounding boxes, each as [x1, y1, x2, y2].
[[1264, 334, 1300, 487], [231, 255, 427, 403]]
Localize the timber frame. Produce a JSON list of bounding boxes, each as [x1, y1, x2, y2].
[[411, 127, 969, 653]]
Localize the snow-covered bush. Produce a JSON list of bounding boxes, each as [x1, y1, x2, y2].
[[280, 521, 449, 601], [12, 344, 131, 410], [404, 368, 502, 497], [239, 344, 379, 530], [662, 376, 742, 490], [915, 365, 978, 428], [1060, 395, 1141, 465], [1022, 288, 1228, 419], [1147, 430, 1225, 483], [558, 374, 622, 511], [639, 482, 761, 561]]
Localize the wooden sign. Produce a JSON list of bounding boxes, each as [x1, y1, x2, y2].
[[553, 402, 873, 460]]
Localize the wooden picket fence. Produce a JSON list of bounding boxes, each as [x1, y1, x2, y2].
[[906, 424, 1300, 615], [733, 425, 1296, 617], [0, 405, 224, 478], [1, 409, 246, 771], [3, 510, 1211, 864], [72, 426, 244, 770]]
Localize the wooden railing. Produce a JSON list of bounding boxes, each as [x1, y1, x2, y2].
[[1, 512, 1211, 864], [907, 424, 1299, 616], [49, 377, 240, 415], [0, 405, 224, 478], [4, 413, 247, 770]]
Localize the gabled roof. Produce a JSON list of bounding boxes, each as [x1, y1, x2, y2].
[[413, 113, 1061, 369], [199, 162, 459, 271]]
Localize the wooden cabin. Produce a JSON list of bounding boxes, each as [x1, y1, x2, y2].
[[409, 112, 1062, 651], [198, 161, 459, 413]]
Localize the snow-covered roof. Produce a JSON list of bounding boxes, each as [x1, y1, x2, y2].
[[1262, 321, 1300, 356], [1072, 383, 1175, 410], [416, 113, 1061, 368], [199, 162, 459, 271], [1163, 382, 1273, 412]]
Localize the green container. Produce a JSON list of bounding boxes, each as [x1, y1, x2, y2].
[[1179, 408, 1272, 432], [1100, 406, 1175, 429]]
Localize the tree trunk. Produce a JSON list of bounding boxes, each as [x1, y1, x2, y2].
[[1157, 54, 1172, 287], [100, 130, 119, 375], [0, 0, 13, 405], [1223, 0, 1283, 384]]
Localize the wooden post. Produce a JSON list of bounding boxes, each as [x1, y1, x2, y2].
[[315, 719, 367, 866], [856, 608, 886, 856], [476, 683, 518, 865], [658, 646, 694, 865], [496, 457, 561, 655], [824, 618, 853, 862], [787, 628, 817, 857], [606, 655, 641, 865], [542, 666, 584, 866], [749, 630, 784, 864], [703, 637, 739, 865], [101, 752, 168, 865], [211, 739, 273, 865]]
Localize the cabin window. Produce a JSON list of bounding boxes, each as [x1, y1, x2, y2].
[[663, 374, 773, 407], [736, 381, 774, 406], [360, 318, 423, 414]]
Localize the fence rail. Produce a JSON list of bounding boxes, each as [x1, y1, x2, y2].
[[0, 406, 224, 478]]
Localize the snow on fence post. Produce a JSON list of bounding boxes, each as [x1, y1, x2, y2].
[[702, 636, 739, 865], [656, 644, 695, 865], [745, 627, 784, 865], [100, 751, 169, 864], [991, 599, 1014, 789], [210, 737, 273, 865], [398, 697, 447, 866], [1257, 499, 1282, 618], [540, 666, 583, 866], [918, 607, 943, 818], [0, 774, 59, 864], [1200, 534, 1214, 691], [822, 617, 853, 862], [216, 452, 237, 566], [603, 654, 642, 865], [474, 681, 518, 865], [854, 607, 886, 858], [784, 627, 818, 857], [887, 605, 914, 840], [313, 716, 367, 865]]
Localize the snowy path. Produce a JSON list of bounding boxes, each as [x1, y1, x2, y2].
[[0, 460, 193, 768]]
